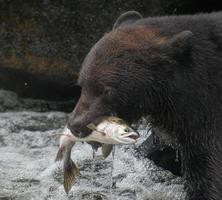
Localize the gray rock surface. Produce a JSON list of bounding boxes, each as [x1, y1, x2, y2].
[[0, 89, 75, 112], [1, 0, 221, 100]]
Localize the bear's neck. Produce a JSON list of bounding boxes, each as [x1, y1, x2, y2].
[[145, 84, 218, 140]]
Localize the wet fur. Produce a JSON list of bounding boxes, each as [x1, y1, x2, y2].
[[69, 12, 222, 200]]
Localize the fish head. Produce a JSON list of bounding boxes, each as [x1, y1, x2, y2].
[[96, 117, 140, 144], [113, 124, 140, 144]]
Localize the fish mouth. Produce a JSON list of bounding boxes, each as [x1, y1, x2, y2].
[[128, 133, 139, 140], [120, 132, 140, 144]]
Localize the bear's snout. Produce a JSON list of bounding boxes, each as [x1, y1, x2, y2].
[[67, 96, 109, 138], [67, 115, 92, 138]]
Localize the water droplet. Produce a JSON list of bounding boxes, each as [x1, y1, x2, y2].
[[175, 149, 179, 162]]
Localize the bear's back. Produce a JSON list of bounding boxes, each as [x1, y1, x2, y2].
[[134, 12, 222, 92], [127, 12, 222, 112], [135, 12, 222, 64]]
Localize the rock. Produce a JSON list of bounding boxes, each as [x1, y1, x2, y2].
[[0, 89, 75, 112], [1, 0, 221, 100], [0, 64, 80, 101]]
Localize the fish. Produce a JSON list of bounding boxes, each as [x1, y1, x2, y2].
[[86, 116, 140, 145], [55, 130, 78, 194], [54, 116, 139, 193], [87, 117, 139, 158]]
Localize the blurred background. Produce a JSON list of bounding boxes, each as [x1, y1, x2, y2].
[[1, 0, 222, 112]]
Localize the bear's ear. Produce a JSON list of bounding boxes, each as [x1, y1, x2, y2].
[[163, 30, 193, 54], [113, 11, 143, 30]]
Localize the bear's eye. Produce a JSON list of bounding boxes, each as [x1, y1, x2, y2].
[[103, 87, 114, 97], [103, 88, 111, 96], [103, 87, 117, 103]]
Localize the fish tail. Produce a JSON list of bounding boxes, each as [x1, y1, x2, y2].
[[55, 146, 64, 161], [63, 159, 78, 194]]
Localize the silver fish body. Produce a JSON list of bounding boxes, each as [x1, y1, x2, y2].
[[62, 118, 139, 145], [86, 117, 139, 144], [55, 116, 139, 193]]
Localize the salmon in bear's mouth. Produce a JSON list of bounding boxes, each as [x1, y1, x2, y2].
[[86, 116, 140, 144]]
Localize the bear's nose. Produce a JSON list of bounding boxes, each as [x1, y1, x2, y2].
[[67, 117, 91, 138], [67, 121, 81, 137]]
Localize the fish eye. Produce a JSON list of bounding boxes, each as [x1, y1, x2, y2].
[[124, 127, 130, 132]]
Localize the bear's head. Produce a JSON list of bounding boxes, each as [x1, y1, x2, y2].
[[68, 11, 193, 137]]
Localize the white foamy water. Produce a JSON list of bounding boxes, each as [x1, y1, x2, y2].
[[0, 111, 186, 200]]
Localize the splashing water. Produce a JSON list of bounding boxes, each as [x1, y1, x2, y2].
[[0, 112, 186, 200], [91, 149, 96, 200], [109, 145, 115, 200]]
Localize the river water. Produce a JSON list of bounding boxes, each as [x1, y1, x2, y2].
[[0, 91, 186, 200]]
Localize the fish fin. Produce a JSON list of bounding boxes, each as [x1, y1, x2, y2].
[[63, 160, 78, 194], [97, 130, 106, 136], [87, 123, 106, 136], [55, 147, 64, 162], [86, 123, 97, 131], [101, 144, 113, 159]]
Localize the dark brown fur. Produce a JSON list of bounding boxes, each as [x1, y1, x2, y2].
[[68, 12, 222, 200]]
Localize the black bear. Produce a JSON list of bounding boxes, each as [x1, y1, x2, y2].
[[68, 11, 222, 200]]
